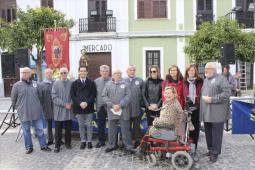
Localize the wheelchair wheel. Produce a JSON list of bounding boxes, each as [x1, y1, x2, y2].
[[146, 154, 157, 166], [154, 150, 162, 159], [171, 151, 193, 170]]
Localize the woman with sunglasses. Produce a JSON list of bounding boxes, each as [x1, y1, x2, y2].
[[162, 65, 185, 109], [142, 65, 163, 127], [184, 64, 203, 151]]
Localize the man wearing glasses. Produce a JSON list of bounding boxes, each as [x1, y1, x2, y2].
[[102, 69, 134, 153], [11, 67, 51, 154], [52, 67, 73, 153], [200, 62, 231, 163]]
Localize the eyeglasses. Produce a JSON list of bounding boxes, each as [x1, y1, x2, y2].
[[60, 72, 67, 75], [170, 69, 177, 72], [150, 70, 157, 73], [205, 68, 214, 70]]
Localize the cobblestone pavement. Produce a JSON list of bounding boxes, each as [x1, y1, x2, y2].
[[0, 98, 255, 170]]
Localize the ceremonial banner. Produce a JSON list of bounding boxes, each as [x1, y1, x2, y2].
[[232, 100, 255, 134], [44, 27, 69, 69]]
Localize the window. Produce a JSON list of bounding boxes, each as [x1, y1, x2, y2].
[[41, 0, 53, 8], [146, 50, 160, 77], [137, 0, 167, 19], [1, 8, 16, 22], [197, 0, 212, 11], [196, 0, 213, 29]]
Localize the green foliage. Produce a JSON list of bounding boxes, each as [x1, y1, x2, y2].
[[0, 7, 74, 53], [184, 18, 255, 63]]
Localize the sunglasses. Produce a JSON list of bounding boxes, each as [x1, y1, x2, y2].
[[60, 72, 67, 75], [150, 70, 157, 73]]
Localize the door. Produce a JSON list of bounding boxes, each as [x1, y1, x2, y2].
[[88, 0, 107, 32], [86, 52, 111, 80]]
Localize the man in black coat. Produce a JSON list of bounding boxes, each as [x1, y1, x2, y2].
[[70, 66, 97, 149]]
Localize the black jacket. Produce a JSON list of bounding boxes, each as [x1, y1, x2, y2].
[[142, 78, 163, 108], [70, 78, 96, 115]]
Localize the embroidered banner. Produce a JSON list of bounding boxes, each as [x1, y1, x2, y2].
[[44, 27, 69, 70]]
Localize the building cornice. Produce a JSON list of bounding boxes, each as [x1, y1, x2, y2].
[[70, 30, 197, 41]]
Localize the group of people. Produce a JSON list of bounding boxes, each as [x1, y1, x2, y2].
[[11, 61, 233, 164]]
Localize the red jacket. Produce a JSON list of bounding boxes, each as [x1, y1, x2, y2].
[[183, 78, 203, 108], [162, 80, 185, 109]]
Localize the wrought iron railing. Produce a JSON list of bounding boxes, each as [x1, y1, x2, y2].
[[79, 17, 116, 33]]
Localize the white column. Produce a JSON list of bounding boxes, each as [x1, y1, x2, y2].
[[176, 0, 185, 74], [213, 0, 217, 21]]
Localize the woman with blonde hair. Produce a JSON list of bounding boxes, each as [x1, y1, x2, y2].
[[149, 86, 186, 141], [142, 65, 163, 126]]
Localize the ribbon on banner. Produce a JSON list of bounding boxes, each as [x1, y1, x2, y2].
[[44, 27, 69, 70], [232, 100, 255, 134]]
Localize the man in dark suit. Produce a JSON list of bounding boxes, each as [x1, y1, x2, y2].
[[70, 66, 97, 149]]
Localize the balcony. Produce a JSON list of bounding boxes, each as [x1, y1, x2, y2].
[[226, 11, 254, 28], [196, 13, 214, 29], [79, 17, 116, 33]]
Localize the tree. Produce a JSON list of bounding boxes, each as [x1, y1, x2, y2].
[[184, 18, 255, 64], [0, 7, 74, 80]]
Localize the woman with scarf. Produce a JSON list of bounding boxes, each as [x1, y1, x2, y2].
[[184, 64, 203, 150]]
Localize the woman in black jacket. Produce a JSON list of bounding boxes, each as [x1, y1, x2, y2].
[[142, 65, 163, 127]]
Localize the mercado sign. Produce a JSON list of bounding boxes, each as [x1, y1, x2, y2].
[[82, 44, 112, 53]]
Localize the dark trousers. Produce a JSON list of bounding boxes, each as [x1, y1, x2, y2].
[[130, 116, 142, 142], [146, 109, 160, 127], [189, 109, 200, 148], [55, 120, 72, 148], [96, 106, 107, 144], [204, 122, 224, 156], [47, 119, 54, 142]]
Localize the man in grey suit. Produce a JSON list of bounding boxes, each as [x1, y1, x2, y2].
[[102, 69, 134, 153], [200, 62, 231, 163], [94, 65, 111, 148], [124, 65, 144, 148], [52, 67, 73, 153]]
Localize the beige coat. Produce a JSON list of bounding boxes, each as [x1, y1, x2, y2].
[[149, 99, 186, 138]]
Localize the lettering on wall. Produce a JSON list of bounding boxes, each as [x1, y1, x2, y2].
[[82, 44, 112, 53]]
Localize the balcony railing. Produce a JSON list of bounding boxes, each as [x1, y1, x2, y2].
[[79, 17, 116, 33], [234, 12, 254, 28], [196, 13, 214, 29]]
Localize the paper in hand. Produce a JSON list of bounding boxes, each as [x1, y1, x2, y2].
[[110, 108, 122, 116]]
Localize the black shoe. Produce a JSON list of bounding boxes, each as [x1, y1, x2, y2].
[[60, 140, 65, 145], [203, 152, 211, 157], [124, 148, 136, 154], [105, 147, 116, 153], [80, 142, 86, 150], [209, 155, 218, 163], [133, 141, 140, 148], [47, 141, 54, 145], [65, 144, 72, 149], [87, 142, 93, 149], [41, 146, 52, 152], [25, 148, 33, 154], [95, 142, 105, 148], [54, 148, 60, 153]]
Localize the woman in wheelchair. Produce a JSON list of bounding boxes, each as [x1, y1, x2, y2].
[[149, 86, 187, 143]]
